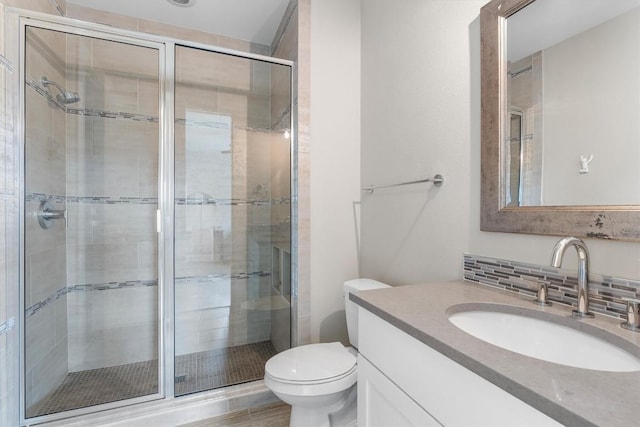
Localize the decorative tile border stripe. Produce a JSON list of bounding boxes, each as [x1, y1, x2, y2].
[[271, 197, 291, 206], [463, 254, 640, 320], [49, 0, 66, 16], [272, 107, 291, 131], [177, 197, 256, 206], [68, 279, 158, 293], [29, 79, 130, 119], [176, 197, 283, 207], [67, 196, 159, 205], [26, 193, 156, 205], [232, 124, 284, 135], [0, 317, 15, 336], [25, 272, 272, 318], [175, 118, 280, 135], [176, 118, 230, 130], [175, 271, 271, 285], [66, 107, 158, 123], [0, 53, 14, 73], [26, 193, 69, 204], [25, 193, 289, 207], [28, 78, 285, 135], [25, 286, 67, 318]]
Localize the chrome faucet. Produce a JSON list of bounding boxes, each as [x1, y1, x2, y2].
[[550, 237, 594, 318]]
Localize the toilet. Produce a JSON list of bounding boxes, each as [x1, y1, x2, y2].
[[264, 279, 390, 427]]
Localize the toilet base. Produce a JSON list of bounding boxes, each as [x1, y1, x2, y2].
[[285, 384, 356, 427]]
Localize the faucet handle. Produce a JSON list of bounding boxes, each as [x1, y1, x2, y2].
[[534, 280, 552, 306], [621, 298, 640, 332]]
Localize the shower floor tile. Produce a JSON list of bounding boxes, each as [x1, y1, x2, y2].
[[28, 359, 159, 418], [29, 341, 278, 418], [175, 341, 277, 396]]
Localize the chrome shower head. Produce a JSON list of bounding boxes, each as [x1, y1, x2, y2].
[[56, 90, 81, 104], [41, 76, 80, 104]]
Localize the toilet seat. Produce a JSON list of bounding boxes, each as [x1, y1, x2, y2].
[[264, 342, 358, 397], [266, 342, 356, 383]]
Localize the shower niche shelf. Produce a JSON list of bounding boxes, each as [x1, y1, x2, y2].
[[272, 245, 291, 302]]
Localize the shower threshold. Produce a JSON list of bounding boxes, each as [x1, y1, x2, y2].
[[27, 341, 277, 418]]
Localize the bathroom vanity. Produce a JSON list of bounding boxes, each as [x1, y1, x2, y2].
[[352, 280, 640, 426]]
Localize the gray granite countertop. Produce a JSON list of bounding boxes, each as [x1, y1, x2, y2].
[[351, 280, 640, 427]]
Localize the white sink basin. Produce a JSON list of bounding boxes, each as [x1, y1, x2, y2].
[[448, 306, 640, 372]]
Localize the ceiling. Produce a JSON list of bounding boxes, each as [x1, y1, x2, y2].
[[65, 0, 291, 46]]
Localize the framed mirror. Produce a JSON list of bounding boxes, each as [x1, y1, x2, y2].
[[480, 0, 640, 240]]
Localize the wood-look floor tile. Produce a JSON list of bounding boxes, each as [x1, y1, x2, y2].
[[179, 409, 253, 427], [249, 402, 291, 427], [178, 402, 290, 427]]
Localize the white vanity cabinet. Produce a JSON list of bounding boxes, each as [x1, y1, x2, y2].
[[358, 355, 440, 426], [357, 308, 562, 427]]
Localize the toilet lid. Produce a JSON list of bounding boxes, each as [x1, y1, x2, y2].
[[265, 342, 356, 382]]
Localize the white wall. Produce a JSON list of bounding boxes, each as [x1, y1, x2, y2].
[[360, 0, 481, 284], [541, 8, 640, 206], [310, 0, 361, 343], [359, 0, 640, 290]]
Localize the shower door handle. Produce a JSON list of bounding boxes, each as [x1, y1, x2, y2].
[[37, 200, 66, 229]]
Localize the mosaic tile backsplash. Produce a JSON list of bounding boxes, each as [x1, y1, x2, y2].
[[464, 254, 640, 320]]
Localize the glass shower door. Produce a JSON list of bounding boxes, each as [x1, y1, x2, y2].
[[23, 25, 161, 418], [174, 45, 292, 395]]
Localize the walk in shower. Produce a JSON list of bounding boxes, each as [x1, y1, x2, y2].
[[18, 10, 293, 424]]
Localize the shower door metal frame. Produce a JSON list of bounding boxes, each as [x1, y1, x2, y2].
[[9, 7, 296, 427], [12, 10, 168, 425]]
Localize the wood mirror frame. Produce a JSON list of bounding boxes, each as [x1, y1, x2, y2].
[[480, 0, 640, 241]]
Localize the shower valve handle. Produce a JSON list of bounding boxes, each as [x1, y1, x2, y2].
[[37, 200, 66, 229]]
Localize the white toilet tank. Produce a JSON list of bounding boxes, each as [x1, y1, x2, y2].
[[344, 279, 390, 349]]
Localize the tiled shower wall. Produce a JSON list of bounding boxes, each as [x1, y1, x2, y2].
[[0, 1, 299, 422], [0, 3, 16, 424], [63, 34, 160, 371], [66, 5, 291, 359], [173, 45, 275, 355], [0, 0, 69, 424], [24, 26, 69, 410], [269, 1, 297, 353]]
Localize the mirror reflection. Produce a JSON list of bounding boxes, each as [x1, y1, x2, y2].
[[504, 0, 640, 207]]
